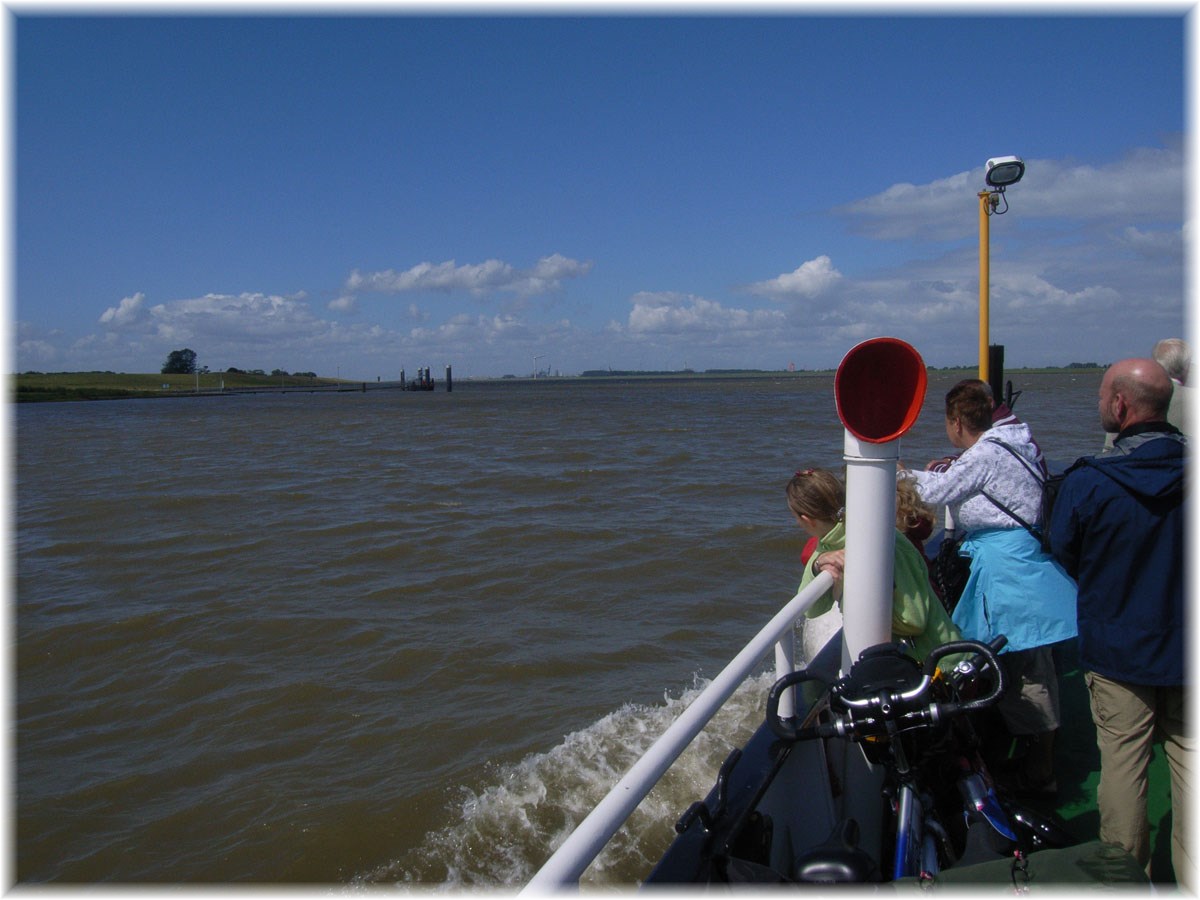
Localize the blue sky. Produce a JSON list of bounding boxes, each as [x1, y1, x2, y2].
[[11, 10, 1189, 380]]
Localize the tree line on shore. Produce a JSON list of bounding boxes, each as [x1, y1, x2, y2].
[[160, 348, 315, 379]]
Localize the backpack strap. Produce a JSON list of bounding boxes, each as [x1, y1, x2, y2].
[[978, 438, 1044, 538], [983, 437, 1046, 485], [979, 490, 1039, 539]]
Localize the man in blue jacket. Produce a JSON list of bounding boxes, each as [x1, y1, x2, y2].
[[1048, 357, 1189, 888]]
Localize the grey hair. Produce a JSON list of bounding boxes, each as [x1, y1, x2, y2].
[[1153, 338, 1190, 385]]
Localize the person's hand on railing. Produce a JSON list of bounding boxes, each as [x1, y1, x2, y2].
[[813, 549, 846, 583]]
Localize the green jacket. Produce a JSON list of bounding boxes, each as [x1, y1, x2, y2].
[[800, 521, 961, 664]]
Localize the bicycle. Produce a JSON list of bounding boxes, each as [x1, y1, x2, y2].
[[765, 636, 1073, 883]]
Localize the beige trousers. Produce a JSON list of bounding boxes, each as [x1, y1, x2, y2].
[[1086, 672, 1193, 890]]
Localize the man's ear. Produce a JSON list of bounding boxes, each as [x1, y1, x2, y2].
[[1111, 392, 1129, 426]]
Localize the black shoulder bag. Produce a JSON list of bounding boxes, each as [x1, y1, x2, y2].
[[932, 534, 971, 615]]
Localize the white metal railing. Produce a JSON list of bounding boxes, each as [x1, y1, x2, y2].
[[521, 570, 835, 893]]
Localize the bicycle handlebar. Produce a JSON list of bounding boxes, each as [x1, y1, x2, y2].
[[766, 636, 1007, 743]]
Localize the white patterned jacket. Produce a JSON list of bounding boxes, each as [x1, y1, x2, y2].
[[909, 422, 1043, 534]]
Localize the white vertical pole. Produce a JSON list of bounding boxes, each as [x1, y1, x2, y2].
[[840, 430, 898, 669], [773, 636, 795, 720]]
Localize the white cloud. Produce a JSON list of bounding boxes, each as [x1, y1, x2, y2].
[[1018, 147, 1184, 224], [99, 292, 147, 326], [837, 170, 977, 241], [61, 291, 411, 373], [17, 338, 58, 366], [134, 293, 326, 343], [624, 292, 786, 336], [838, 144, 1184, 242], [411, 313, 526, 344], [348, 259, 514, 295], [520, 253, 595, 295], [1117, 226, 1184, 259], [744, 256, 843, 300], [1001, 272, 1123, 314], [345, 254, 593, 298]]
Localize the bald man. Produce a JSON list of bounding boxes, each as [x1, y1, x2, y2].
[[1048, 358, 1190, 887]]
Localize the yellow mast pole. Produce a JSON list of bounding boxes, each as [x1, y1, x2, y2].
[[978, 190, 991, 383]]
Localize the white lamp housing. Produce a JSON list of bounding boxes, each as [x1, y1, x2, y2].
[[985, 155, 1025, 188]]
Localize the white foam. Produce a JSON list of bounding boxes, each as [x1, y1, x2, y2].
[[362, 670, 780, 888]]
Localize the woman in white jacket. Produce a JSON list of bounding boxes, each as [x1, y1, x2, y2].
[[907, 379, 1077, 795]]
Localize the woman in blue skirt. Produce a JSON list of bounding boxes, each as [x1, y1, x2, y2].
[[906, 379, 1077, 795]]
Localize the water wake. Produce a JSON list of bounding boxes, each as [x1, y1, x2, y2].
[[361, 670, 778, 888]]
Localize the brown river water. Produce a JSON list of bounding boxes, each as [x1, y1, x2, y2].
[[15, 370, 1106, 884]]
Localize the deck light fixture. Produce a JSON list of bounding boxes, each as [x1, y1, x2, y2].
[[984, 155, 1026, 189], [978, 155, 1024, 385]]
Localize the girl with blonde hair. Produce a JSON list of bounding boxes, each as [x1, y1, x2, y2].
[[787, 467, 959, 664]]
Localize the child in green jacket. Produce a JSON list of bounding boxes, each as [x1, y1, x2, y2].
[[788, 467, 960, 664]]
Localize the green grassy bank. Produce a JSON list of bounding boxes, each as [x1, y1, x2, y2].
[[12, 372, 343, 403]]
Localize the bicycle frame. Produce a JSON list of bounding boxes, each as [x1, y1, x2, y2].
[[893, 779, 926, 878], [885, 706, 955, 880]]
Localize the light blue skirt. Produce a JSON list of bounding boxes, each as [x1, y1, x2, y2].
[[952, 527, 1078, 652]]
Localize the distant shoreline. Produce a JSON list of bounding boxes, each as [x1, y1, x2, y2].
[[13, 372, 349, 403], [11, 366, 1106, 403]]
